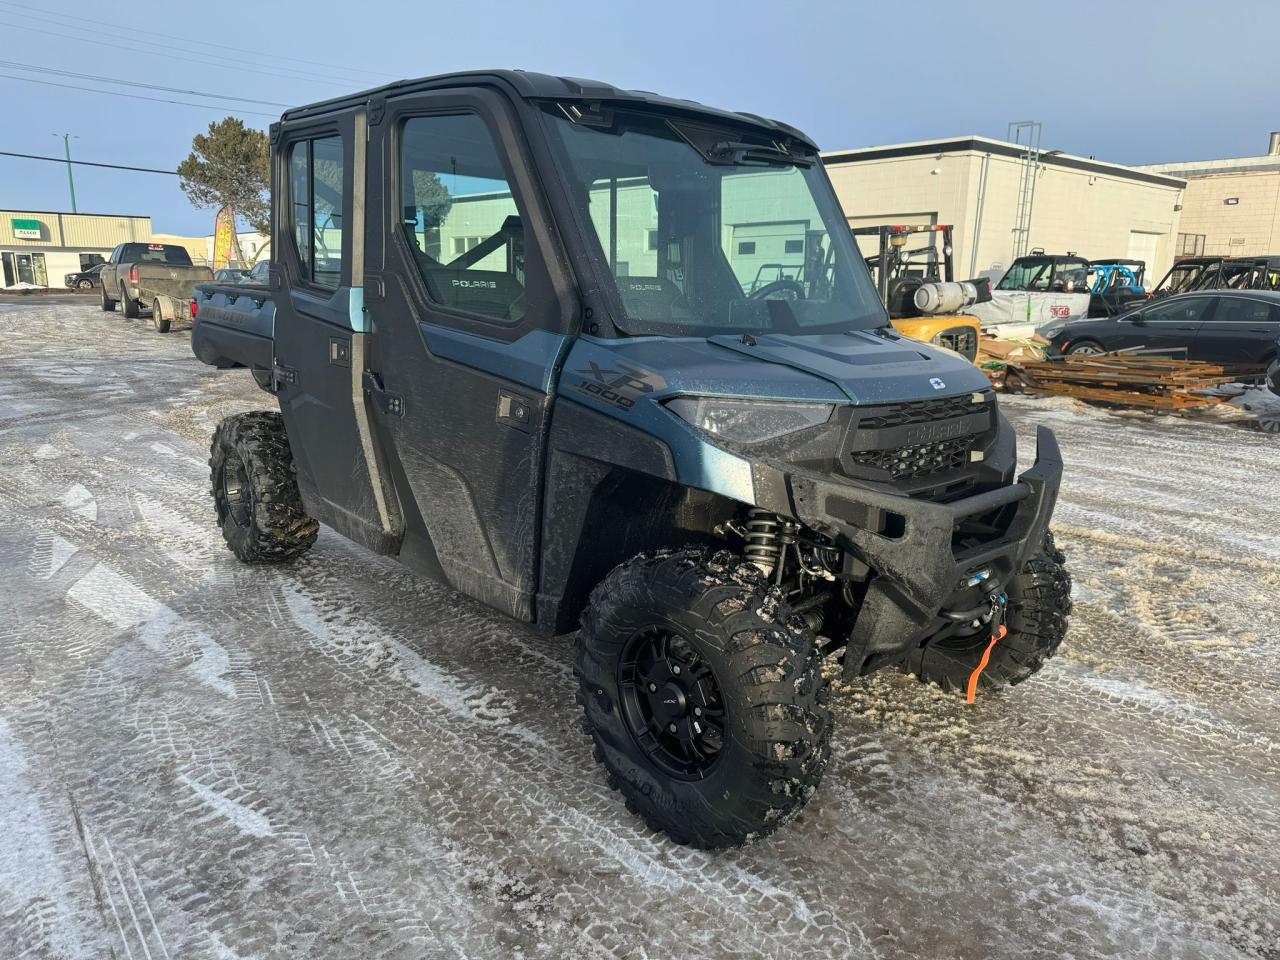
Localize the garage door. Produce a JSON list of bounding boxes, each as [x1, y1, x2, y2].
[[1127, 231, 1162, 281]]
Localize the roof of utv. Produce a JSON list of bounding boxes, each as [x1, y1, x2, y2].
[[278, 69, 817, 150]]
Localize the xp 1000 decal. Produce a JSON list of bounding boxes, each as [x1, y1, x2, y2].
[[568, 359, 666, 411]]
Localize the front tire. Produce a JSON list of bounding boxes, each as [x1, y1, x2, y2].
[[210, 411, 318, 563], [576, 548, 831, 848], [78, 279, 93, 290], [904, 533, 1072, 695], [100, 284, 116, 312], [1067, 340, 1105, 356]]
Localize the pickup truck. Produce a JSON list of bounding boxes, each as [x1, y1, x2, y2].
[[99, 242, 213, 331]]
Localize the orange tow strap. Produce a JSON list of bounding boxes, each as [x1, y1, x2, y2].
[[966, 624, 1007, 704]]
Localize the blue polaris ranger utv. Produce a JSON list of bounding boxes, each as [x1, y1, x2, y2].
[[191, 71, 1071, 848]]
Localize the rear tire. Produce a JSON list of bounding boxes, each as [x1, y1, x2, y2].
[[100, 284, 116, 312], [120, 284, 140, 319], [210, 411, 318, 563], [903, 533, 1072, 695], [576, 548, 831, 848]]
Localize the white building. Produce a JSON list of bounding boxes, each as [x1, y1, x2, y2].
[[1, 209, 151, 287], [822, 137, 1187, 284]]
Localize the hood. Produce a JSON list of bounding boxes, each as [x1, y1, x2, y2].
[[561, 329, 991, 411]]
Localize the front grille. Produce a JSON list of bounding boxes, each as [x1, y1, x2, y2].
[[855, 391, 990, 429], [848, 436, 972, 481], [842, 391, 994, 486], [932, 326, 978, 361]]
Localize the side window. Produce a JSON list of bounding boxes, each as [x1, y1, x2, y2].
[[1211, 298, 1274, 324], [1145, 297, 1212, 323], [288, 135, 345, 290], [400, 113, 527, 323]]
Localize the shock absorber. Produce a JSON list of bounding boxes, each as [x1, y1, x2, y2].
[[743, 509, 798, 580]]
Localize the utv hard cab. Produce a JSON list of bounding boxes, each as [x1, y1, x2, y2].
[[192, 71, 1071, 848]]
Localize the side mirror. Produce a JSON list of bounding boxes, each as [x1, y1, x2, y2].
[[1130, 314, 1146, 326]]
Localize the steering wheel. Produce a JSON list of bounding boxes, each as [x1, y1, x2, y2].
[[751, 278, 805, 301]]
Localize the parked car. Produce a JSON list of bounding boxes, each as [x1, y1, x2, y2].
[[242, 259, 270, 285], [1049, 290, 1280, 365], [213, 268, 251, 284], [64, 263, 106, 290]]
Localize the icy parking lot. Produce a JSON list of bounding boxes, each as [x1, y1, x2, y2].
[[0, 298, 1277, 960]]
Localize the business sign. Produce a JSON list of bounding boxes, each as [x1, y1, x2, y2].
[[11, 218, 42, 239], [212, 206, 235, 270]]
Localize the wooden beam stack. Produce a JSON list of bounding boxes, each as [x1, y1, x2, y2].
[[1005, 354, 1262, 410]]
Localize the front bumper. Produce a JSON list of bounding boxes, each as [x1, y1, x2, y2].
[[760, 426, 1063, 677]]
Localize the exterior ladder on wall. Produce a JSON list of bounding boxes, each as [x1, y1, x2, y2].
[[1007, 121, 1042, 261]]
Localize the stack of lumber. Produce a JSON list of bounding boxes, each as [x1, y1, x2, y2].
[[1006, 354, 1257, 410], [977, 335, 1047, 370]]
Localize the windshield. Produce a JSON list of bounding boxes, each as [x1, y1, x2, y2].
[[998, 257, 1088, 292], [541, 106, 885, 337]]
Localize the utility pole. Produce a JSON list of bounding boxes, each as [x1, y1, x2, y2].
[[54, 133, 78, 213]]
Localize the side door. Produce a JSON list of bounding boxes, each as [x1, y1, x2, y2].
[[1127, 295, 1216, 356], [271, 110, 399, 553], [361, 88, 576, 621], [1191, 295, 1280, 363]]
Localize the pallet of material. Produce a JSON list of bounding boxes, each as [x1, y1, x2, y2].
[[1006, 354, 1262, 411]]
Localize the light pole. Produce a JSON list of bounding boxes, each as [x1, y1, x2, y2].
[[54, 133, 79, 213]]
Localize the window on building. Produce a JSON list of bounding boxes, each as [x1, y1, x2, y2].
[[400, 113, 528, 323], [451, 236, 486, 255], [647, 229, 658, 251], [784, 239, 804, 254], [1, 251, 47, 286], [1177, 233, 1206, 257], [79, 253, 106, 271], [288, 135, 346, 289], [737, 241, 756, 255]]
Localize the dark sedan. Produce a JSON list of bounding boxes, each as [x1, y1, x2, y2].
[[64, 263, 106, 290], [1049, 290, 1280, 365]]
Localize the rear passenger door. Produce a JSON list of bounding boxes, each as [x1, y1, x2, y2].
[[1191, 295, 1280, 363], [271, 111, 398, 552], [360, 87, 576, 621]]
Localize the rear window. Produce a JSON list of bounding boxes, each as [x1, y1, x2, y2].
[[121, 244, 193, 266]]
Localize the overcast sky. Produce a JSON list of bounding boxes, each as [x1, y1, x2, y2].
[[3, 0, 1277, 236]]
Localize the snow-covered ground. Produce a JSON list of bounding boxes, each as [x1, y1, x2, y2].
[[0, 300, 1276, 960]]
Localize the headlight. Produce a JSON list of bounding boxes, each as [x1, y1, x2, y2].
[[664, 396, 834, 443]]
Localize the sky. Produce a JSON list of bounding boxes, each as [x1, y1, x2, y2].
[[2, 0, 1278, 236]]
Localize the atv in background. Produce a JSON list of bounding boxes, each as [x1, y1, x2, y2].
[[853, 224, 990, 362], [965, 252, 1091, 337], [1086, 259, 1146, 318], [1150, 255, 1280, 299], [191, 70, 1072, 848]]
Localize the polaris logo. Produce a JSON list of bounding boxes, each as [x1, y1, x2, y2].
[[929, 377, 946, 390], [451, 279, 497, 289]]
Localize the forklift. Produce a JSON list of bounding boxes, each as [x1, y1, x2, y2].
[[852, 224, 988, 361]]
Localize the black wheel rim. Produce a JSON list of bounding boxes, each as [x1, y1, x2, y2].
[[220, 450, 253, 528], [617, 627, 726, 780]]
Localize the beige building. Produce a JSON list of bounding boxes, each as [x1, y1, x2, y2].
[[1137, 134, 1280, 258], [822, 137, 1186, 285], [1, 210, 152, 288]]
